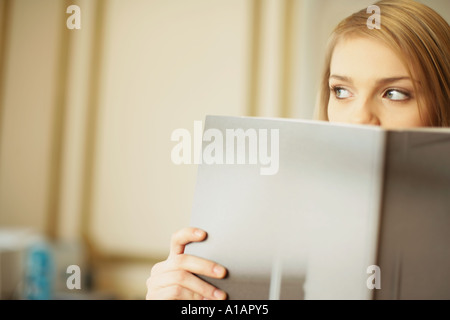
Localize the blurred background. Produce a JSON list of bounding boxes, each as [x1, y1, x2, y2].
[[0, 0, 448, 299]]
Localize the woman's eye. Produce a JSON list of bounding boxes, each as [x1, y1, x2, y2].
[[333, 87, 352, 99], [384, 89, 409, 101]]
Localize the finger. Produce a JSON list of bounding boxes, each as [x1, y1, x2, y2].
[[147, 270, 227, 300], [169, 227, 207, 257], [165, 254, 227, 279], [150, 254, 227, 279], [146, 284, 204, 300]]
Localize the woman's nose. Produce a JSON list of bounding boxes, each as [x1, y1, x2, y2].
[[349, 99, 381, 126]]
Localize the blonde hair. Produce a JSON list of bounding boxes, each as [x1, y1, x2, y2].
[[315, 0, 450, 127]]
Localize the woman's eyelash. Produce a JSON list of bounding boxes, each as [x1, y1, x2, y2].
[[330, 85, 347, 92], [330, 85, 340, 91]]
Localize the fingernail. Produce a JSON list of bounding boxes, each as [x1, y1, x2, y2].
[[214, 265, 225, 276], [214, 289, 226, 299], [194, 229, 204, 237]]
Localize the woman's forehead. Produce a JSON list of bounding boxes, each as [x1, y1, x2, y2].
[[329, 35, 411, 80]]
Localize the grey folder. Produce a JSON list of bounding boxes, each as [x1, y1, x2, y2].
[[185, 115, 450, 300]]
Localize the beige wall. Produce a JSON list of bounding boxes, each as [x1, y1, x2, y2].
[[0, 0, 65, 233], [89, 0, 253, 258], [0, 0, 449, 299]]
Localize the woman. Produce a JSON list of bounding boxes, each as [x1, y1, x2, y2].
[[146, 0, 450, 300]]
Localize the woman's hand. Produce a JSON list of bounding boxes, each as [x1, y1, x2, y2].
[[146, 227, 228, 300]]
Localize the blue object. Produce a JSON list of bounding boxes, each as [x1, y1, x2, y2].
[[24, 241, 54, 300]]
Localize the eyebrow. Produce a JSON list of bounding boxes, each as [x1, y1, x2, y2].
[[329, 74, 413, 85]]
